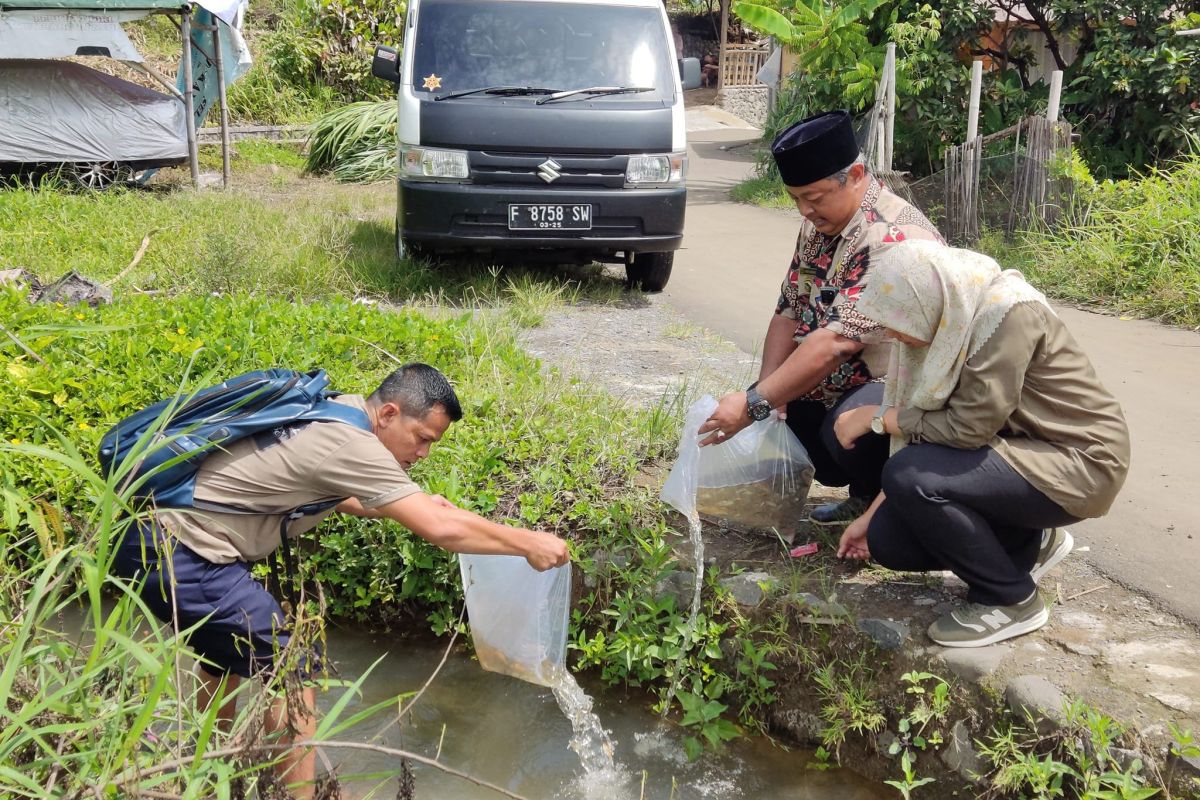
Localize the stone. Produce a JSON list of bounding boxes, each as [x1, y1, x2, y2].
[[941, 720, 987, 782], [1005, 675, 1068, 731], [1110, 747, 1148, 773], [787, 592, 850, 619], [914, 596, 939, 606], [770, 708, 825, 745], [1061, 640, 1100, 657], [652, 570, 695, 608], [1167, 749, 1200, 783], [857, 618, 910, 650], [877, 729, 900, 758], [1057, 610, 1107, 632], [1149, 692, 1195, 713], [937, 644, 1012, 683], [719, 571, 777, 607]]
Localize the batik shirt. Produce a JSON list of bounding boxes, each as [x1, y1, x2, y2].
[[776, 180, 943, 407]]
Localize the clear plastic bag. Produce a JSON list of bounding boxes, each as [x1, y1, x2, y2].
[[459, 554, 571, 687], [661, 395, 815, 529]]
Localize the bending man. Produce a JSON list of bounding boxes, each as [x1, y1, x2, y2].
[[112, 363, 570, 797]]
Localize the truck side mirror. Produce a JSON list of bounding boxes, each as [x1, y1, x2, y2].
[[372, 45, 401, 84], [678, 57, 701, 91]]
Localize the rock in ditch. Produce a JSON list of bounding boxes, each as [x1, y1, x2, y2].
[[719, 571, 777, 606], [30, 271, 112, 306], [937, 644, 1012, 683], [941, 719, 987, 782], [1004, 675, 1067, 731], [857, 618, 910, 650]]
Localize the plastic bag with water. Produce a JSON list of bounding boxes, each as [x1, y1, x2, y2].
[[459, 554, 571, 687], [660, 395, 815, 529]]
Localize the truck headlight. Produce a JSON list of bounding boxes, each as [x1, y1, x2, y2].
[[625, 153, 686, 187], [401, 145, 470, 181]]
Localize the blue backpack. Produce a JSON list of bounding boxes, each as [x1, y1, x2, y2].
[[99, 368, 370, 507], [99, 369, 372, 591]]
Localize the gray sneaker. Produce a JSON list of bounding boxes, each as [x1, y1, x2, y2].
[[808, 496, 870, 526], [928, 591, 1049, 648], [1030, 528, 1074, 584]]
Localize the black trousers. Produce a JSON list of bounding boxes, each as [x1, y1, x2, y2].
[[785, 381, 888, 501], [868, 444, 1080, 606]]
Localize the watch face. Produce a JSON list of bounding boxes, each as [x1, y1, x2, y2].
[[749, 402, 772, 421], [871, 416, 885, 435]]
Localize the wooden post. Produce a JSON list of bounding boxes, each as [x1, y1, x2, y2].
[[181, 9, 200, 189], [212, 20, 231, 188], [884, 42, 896, 172], [1046, 69, 1063, 122], [966, 59, 983, 142], [717, 0, 729, 94]]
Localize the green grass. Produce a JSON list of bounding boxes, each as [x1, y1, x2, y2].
[[975, 147, 1200, 328], [730, 175, 795, 210]]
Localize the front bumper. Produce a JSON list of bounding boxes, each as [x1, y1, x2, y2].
[[398, 181, 686, 255]]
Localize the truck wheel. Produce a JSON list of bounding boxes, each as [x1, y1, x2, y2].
[[68, 161, 134, 191], [626, 251, 673, 292], [395, 224, 423, 262]]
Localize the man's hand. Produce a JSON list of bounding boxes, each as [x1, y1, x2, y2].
[[836, 514, 872, 561], [525, 531, 570, 571], [697, 391, 753, 447], [834, 405, 878, 450]]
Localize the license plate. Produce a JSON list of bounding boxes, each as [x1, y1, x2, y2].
[[508, 204, 592, 230]]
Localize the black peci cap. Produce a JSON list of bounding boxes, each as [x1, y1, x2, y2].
[[771, 110, 860, 187]]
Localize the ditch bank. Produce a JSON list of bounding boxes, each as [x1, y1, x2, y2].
[[519, 285, 1200, 797]]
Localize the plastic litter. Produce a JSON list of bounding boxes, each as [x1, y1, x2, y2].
[[459, 554, 570, 687], [789, 542, 819, 558]]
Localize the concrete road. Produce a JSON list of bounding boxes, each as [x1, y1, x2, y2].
[[667, 108, 1200, 627]]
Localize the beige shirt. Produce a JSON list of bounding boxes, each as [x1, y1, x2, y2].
[[157, 395, 420, 563], [896, 302, 1130, 519]]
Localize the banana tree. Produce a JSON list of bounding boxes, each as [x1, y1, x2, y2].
[[732, 0, 891, 109]]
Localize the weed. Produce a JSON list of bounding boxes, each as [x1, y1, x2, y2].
[[730, 175, 795, 210], [811, 655, 887, 758], [884, 749, 936, 799]]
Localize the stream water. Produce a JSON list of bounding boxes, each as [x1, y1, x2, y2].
[[319, 628, 886, 799]]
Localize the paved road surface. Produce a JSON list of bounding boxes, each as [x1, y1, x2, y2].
[[668, 107, 1200, 627]]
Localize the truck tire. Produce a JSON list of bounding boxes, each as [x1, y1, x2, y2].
[[395, 223, 423, 262], [626, 251, 673, 292]]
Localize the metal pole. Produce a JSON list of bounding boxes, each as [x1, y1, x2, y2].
[[966, 59, 983, 142], [884, 42, 896, 171], [181, 8, 200, 188], [1046, 69, 1063, 122], [212, 20, 231, 188]]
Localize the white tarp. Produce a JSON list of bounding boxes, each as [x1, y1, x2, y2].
[[0, 10, 148, 62], [194, 0, 248, 27], [0, 60, 187, 163]]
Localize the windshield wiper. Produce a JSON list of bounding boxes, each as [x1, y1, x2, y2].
[[536, 86, 655, 105], [434, 86, 559, 101]]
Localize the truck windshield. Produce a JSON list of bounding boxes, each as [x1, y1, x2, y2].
[[411, 0, 675, 103]]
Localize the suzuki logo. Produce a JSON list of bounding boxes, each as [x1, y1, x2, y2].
[[537, 158, 563, 183]]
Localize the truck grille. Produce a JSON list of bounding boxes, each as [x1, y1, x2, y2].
[[470, 152, 627, 189]]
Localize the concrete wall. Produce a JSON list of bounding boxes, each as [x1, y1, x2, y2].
[[718, 86, 770, 127]]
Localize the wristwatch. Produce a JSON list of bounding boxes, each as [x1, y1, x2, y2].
[[870, 404, 891, 435], [745, 383, 772, 421]]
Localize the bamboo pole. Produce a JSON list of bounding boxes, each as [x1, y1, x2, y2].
[[966, 60, 983, 142], [884, 42, 896, 171], [1047, 69, 1063, 122], [212, 20, 231, 188], [717, 0, 729, 93], [181, 9, 199, 189]]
